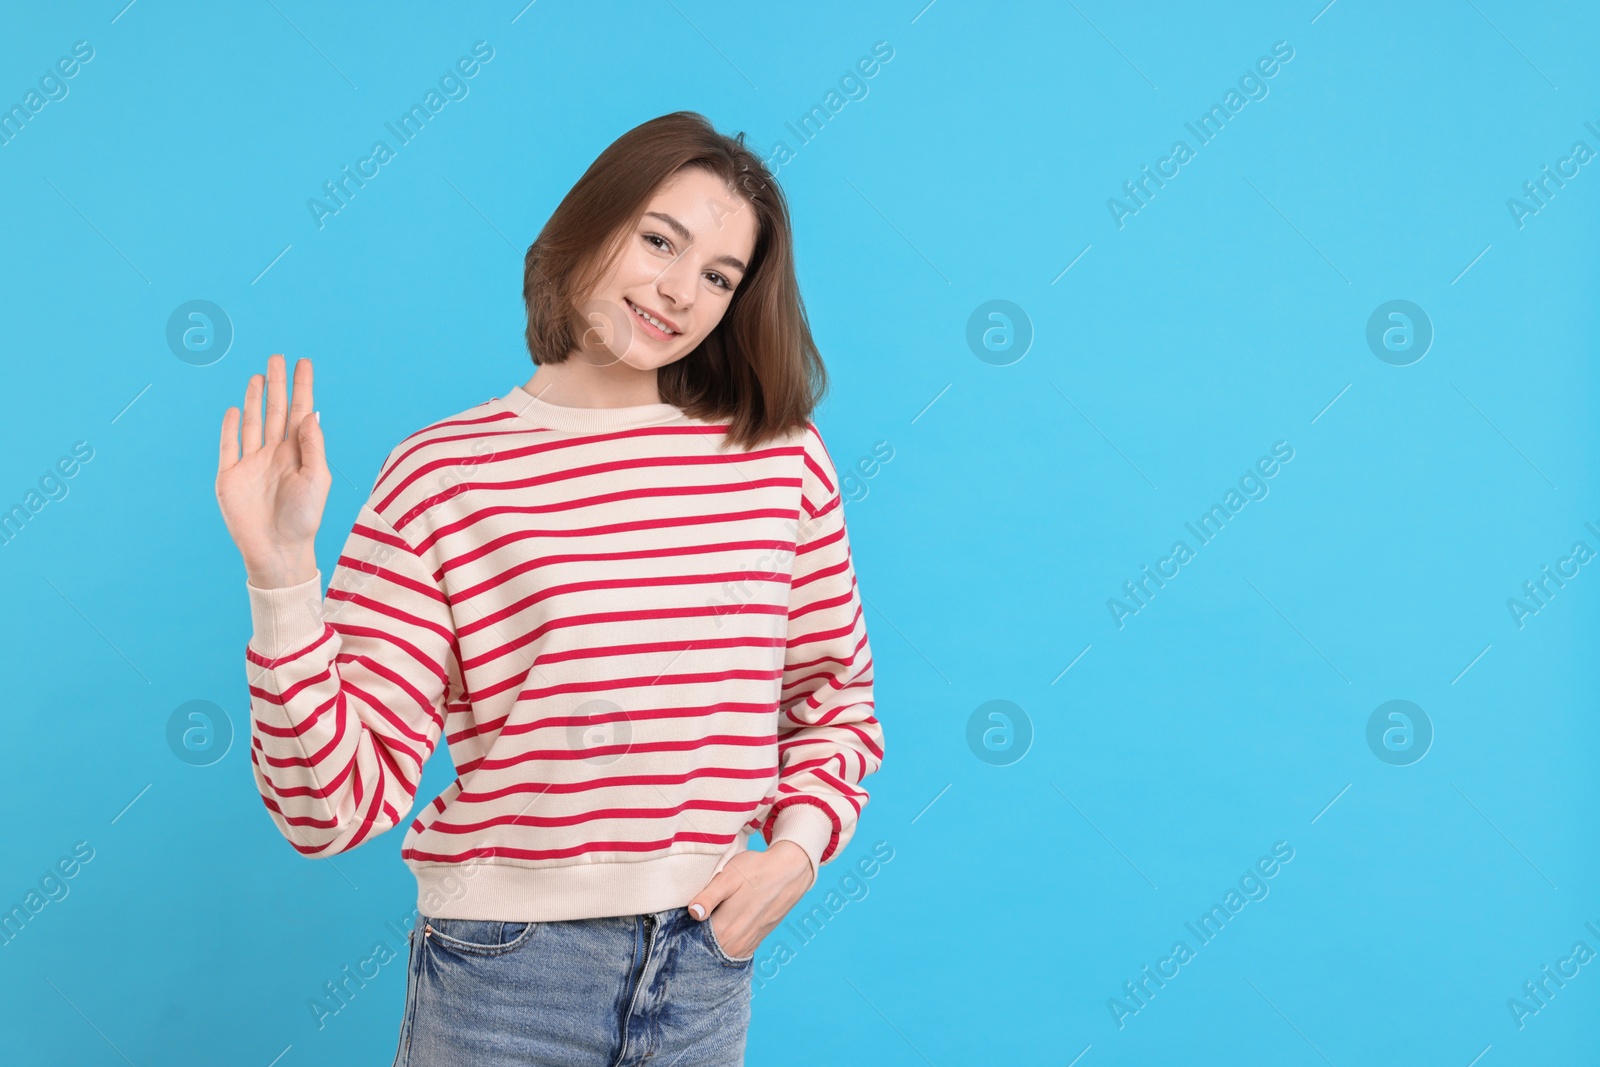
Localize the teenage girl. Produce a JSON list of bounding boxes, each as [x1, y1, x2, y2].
[[214, 111, 883, 1065]]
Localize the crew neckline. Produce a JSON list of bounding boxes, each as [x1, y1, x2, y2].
[[501, 383, 684, 433]]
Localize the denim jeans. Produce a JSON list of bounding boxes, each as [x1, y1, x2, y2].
[[391, 905, 754, 1066]]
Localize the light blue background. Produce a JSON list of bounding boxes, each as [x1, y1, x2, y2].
[[2, 1, 1597, 1064]]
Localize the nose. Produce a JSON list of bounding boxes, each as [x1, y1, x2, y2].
[[654, 257, 694, 313]]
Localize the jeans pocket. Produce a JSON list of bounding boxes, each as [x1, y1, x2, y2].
[[702, 913, 755, 967], [422, 916, 538, 958]]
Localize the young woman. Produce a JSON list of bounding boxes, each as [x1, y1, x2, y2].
[[214, 111, 883, 1065]]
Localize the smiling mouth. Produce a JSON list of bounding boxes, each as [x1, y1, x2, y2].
[[624, 298, 681, 339]]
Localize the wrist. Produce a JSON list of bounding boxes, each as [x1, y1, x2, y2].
[[770, 838, 809, 865], [767, 802, 833, 886], [769, 838, 818, 889], [246, 546, 318, 589]]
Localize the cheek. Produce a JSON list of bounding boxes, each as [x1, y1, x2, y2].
[[606, 242, 658, 287], [692, 301, 733, 338]]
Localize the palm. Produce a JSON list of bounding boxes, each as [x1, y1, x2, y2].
[[216, 354, 331, 584]]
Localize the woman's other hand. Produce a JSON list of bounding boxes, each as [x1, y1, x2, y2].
[[688, 840, 815, 960]]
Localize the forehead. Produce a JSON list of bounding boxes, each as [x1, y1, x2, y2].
[[644, 168, 758, 257]]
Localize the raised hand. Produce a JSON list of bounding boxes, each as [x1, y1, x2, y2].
[[215, 354, 331, 589]]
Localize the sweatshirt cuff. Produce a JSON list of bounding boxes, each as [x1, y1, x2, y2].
[[246, 570, 326, 658], [769, 802, 835, 890]]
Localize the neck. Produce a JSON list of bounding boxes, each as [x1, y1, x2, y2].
[[524, 350, 663, 409]]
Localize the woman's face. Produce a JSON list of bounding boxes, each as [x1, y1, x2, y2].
[[575, 166, 760, 371]]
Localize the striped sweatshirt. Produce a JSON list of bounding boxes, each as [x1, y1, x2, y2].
[[242, 382, 882, 922]]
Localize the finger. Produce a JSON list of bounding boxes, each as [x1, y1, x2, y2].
[[240, 373, 264, 455], [217, 407, 239, 475], [287, 357, 314, 431], [263, 354, 288, 445], [281, 359, 312, 468]]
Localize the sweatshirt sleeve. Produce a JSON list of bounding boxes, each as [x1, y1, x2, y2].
[[242, 502, 460, 858], [760, 427, 885, 888]]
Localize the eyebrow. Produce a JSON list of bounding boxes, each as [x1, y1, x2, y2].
[[643, 211, 748, 274]]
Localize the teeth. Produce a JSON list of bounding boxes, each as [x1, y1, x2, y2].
[[629, 300, 676, 334]]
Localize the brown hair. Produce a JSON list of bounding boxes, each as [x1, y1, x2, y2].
[[522, 111, 826, 451]]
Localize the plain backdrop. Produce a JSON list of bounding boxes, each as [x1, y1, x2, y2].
[[1, 1, 1597, 1064]]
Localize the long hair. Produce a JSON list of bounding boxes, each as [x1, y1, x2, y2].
[[522, 111, 826, 451]]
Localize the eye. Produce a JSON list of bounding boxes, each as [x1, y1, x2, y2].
[[643, 232, 671, 253], [706, 272, 733, 291]]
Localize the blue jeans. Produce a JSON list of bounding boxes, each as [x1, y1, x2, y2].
[[391, 906, 754, 1066]]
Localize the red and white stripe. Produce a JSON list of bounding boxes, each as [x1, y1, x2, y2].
[[242, 384, 882, 921]]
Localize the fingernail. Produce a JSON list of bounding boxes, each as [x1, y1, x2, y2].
[[314, 411, 320, 424], [689, 903, 705, 920]]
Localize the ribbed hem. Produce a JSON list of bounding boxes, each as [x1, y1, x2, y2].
[[410, 833, 750, 922], [769, 802, 834, 891], [503, 382, 683, 433], [246, 570, 325, 658]]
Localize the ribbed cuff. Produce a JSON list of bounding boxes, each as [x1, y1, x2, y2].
[[246, 570, 326, 658], [769, 802, 835, 891]]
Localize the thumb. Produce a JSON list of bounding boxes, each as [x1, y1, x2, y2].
[[687, 867, 740, 921], [299, 410, 329, 475]]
